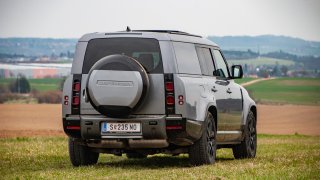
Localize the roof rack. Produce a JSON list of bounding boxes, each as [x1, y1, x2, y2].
[[131, 30, 202, 38]]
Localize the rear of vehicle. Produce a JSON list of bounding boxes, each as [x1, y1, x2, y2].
[[62, 31, 257, 167], [62, 32, 192, 166]]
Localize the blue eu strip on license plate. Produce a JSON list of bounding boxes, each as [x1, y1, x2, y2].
[[102, 122, 107, 132]]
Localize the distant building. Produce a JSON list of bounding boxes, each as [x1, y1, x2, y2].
[[0, 63, 71, 78]]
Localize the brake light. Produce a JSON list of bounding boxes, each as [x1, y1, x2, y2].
[[66, 126, 80, 130], [164, 74, 175, 115], [166, 125, 183, 130], [165, 82, 174, 92], [71, 77, 81, 115], [73, 82, 80, 91], [72, 96, 80, 105], [166, 95, 175, 105]]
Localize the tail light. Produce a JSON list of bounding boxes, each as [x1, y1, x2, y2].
[[166, 96, 175, 105], [71, 76, 81, 115], [72, 96, 80, 105], [164, 74, 185, 132], [165, 82, 174, 92], [66, 126, 80, 130], [73, 82, 80, 91], [164, 74, 175, 114]]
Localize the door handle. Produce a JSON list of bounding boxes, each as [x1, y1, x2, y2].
[[211, 86, 218, 92], [226, 88, 232, 94]]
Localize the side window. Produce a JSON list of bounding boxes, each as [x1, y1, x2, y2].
[[173, 42, 201, 75], [196, 47, 215, 76], [212, 49, 229, 78]]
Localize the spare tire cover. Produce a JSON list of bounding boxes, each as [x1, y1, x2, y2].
[[86, 54, 149, 117]]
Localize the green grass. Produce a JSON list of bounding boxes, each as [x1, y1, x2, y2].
[[245, 78, 320, 105], [234, 77, 257, 84], [0, 135, 319, 179], [0, 78, 64, 91], [229, 57, 295, 66]]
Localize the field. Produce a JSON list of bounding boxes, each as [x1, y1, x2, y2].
[[234, 77, 257, 84], [244, 78, 320, 105], [229, 57, 295, 66], [0, 78, 63, 91], [0, 135, 319, 179], [1, 77, 320, 179], [1, 104, 320, 137]]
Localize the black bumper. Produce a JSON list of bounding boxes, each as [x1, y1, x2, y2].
[[63, 115, 204, 147]]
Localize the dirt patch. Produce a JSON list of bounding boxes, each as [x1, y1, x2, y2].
[[241, 78, 276, 87], [0, 104, 64, 138], [0, 104, 319, 137], [257, 104, 320, 135]]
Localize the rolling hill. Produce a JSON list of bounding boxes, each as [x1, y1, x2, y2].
[[208, 35, 320, 57], [0, 35, 319, 57]]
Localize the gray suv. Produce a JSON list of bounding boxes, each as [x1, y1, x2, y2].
[[62, 30, 257, 166]]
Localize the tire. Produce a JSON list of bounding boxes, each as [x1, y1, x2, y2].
[[126, 152, 147, 159], [68, 138, 99, 166], [86, 54, 149, 117], [232, 110, 257, 159], [189, 112, 217, 166]]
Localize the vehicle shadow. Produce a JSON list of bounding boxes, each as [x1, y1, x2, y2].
[[96, 155, 235, 169]]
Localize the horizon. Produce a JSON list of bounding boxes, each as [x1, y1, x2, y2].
[[1, 34, 320, 43], [0, 0, 319, 41]]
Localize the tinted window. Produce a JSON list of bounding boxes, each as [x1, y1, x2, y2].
[[173, 42, 201, 75], [83, 38, 163, 74], [212, 50, 229, 78], [196, 47, 215, 76]]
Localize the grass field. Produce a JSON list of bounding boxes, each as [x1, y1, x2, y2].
[[229, 57, 295, 66], [244, 78, 320, 105], [0, 135, 319, 179], [234, 77, 257, 84], [0, 78, 64, 91]]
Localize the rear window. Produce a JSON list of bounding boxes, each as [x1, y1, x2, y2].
[[83, 38, 163, 74]]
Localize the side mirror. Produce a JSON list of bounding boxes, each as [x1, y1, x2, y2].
[[231, 65, 243, 79]]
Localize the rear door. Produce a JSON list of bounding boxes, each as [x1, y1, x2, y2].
[[195, 46, 229, 142], [80, 38, 166, 115]]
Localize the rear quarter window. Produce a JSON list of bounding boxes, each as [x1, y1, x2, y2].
[[83, 38, 163, 74], [173, 42, 201, 75]]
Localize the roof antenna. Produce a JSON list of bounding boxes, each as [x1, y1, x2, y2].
[[126, 26, 131, 32]]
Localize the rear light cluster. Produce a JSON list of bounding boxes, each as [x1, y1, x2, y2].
[[164, 74, 175, 114], [71, 77, 81, 114]]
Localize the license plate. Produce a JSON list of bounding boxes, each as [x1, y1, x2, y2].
[[101, 122, 141, 133]]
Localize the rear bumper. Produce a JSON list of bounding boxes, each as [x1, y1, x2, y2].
[[63, 115, 204, 148], [80, 115, 167, 139]]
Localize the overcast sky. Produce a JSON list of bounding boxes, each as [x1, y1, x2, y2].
[[0, 0, 319, 41]]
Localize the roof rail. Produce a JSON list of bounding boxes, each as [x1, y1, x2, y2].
[[131, 30, 202, 38]]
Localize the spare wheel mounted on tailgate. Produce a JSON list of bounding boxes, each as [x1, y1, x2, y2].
[[86, 54, 149, 117]]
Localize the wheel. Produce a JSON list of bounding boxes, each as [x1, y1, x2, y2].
[[189, 112, 217, 166], [126, 152, 147, 159], [68, 138, 99, 166], [86, 54, 149, 118], [232, 110, 257, 159]]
